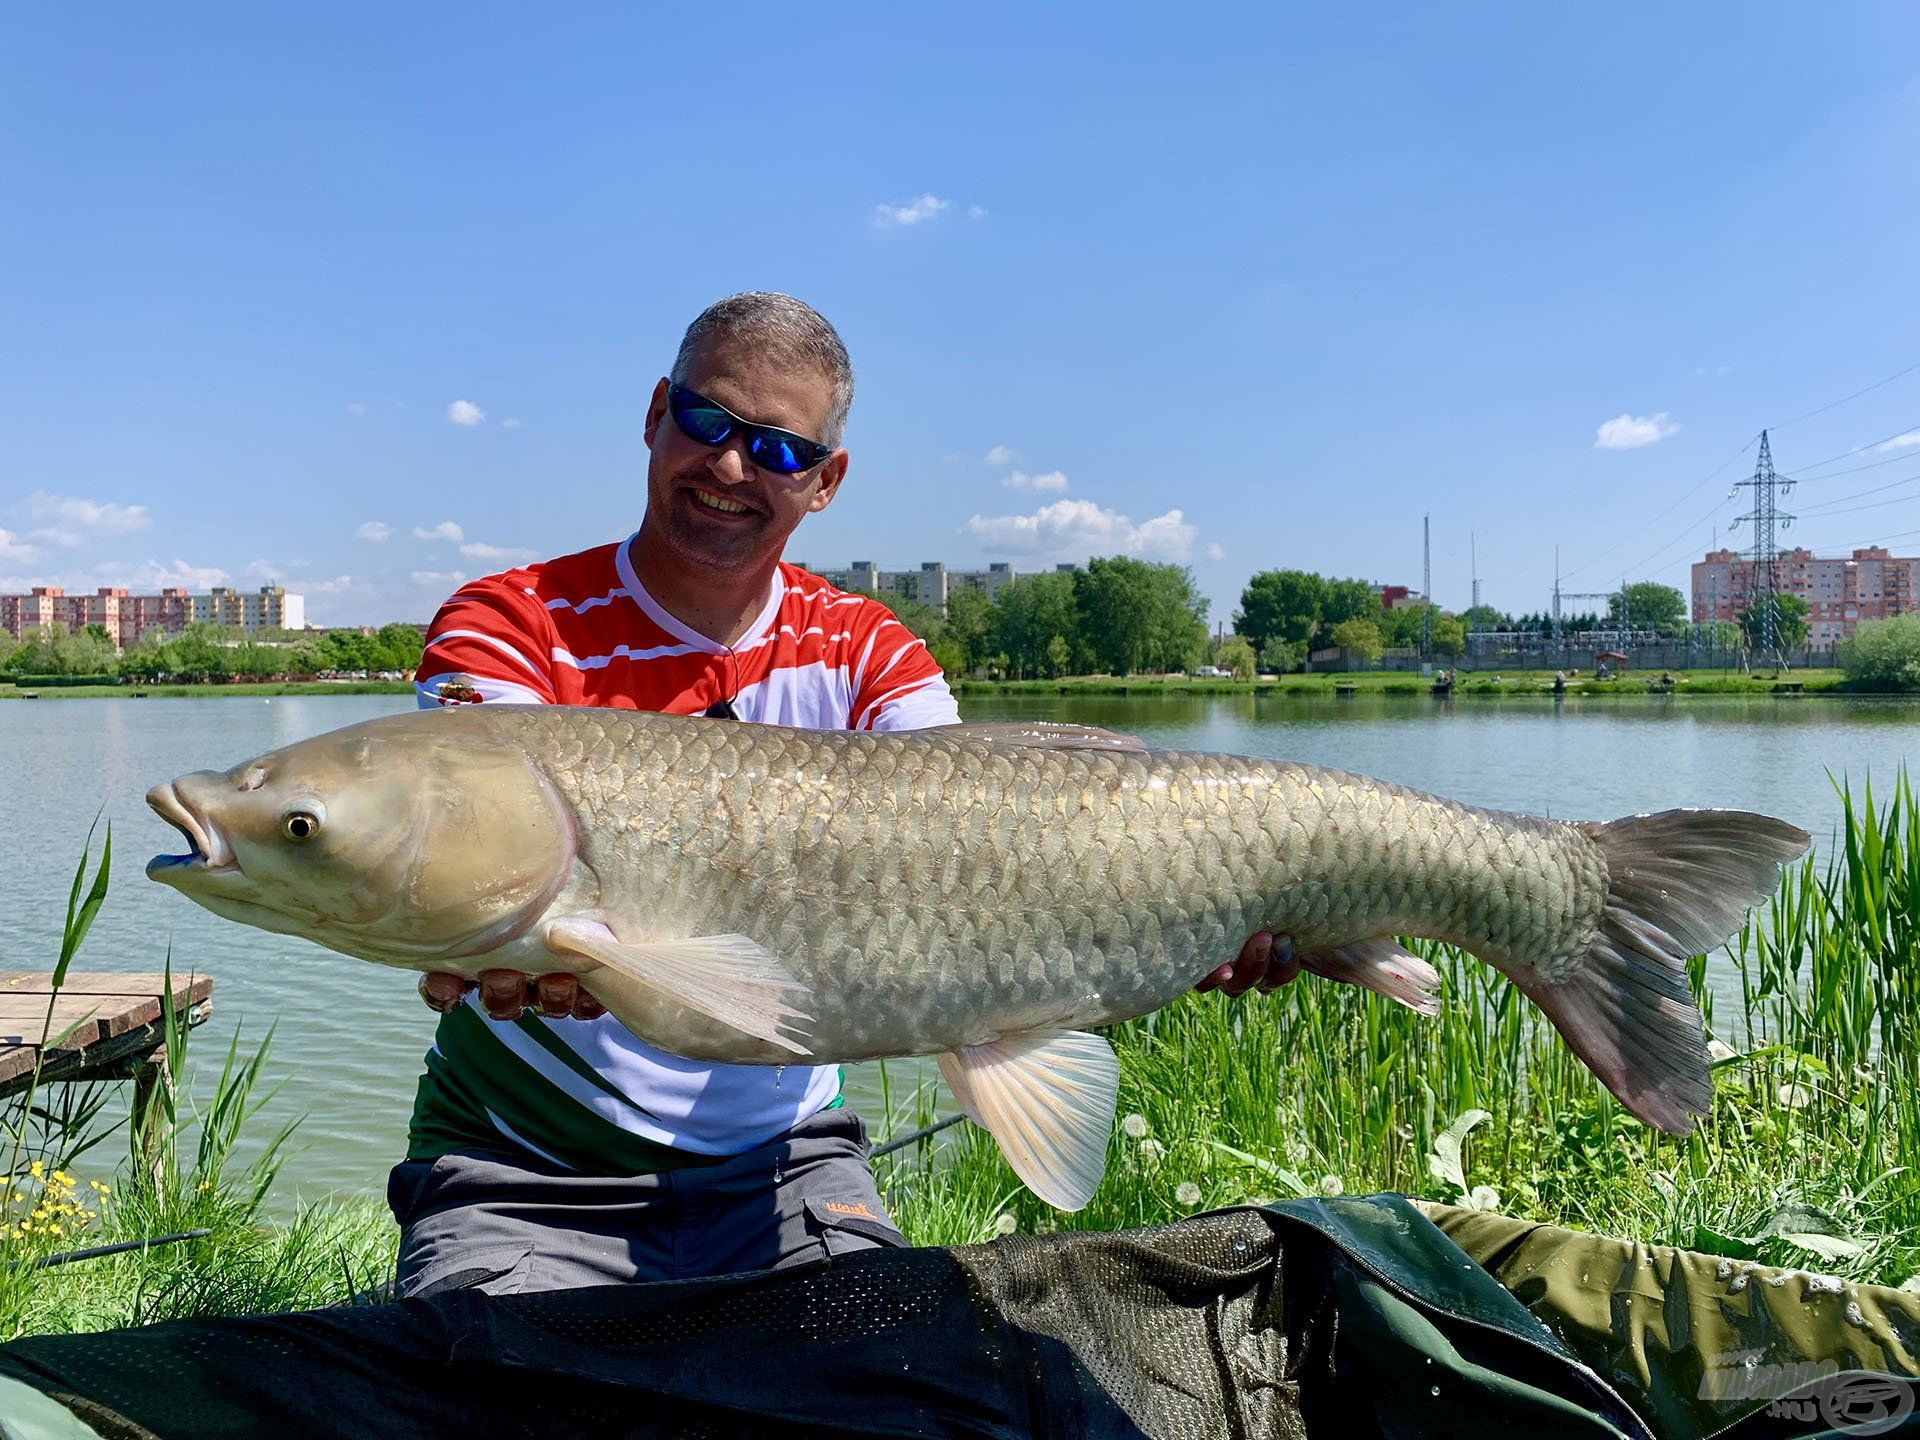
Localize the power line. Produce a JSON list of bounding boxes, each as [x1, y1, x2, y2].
[[1559, 437, 1753, 584], [1784, 441, 1920, 482], [1767, 358, 1920, 432], [1793, 469, 1920, 516]]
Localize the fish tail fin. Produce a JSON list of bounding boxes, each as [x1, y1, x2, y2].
[[1520, 809, 1809, 1135]]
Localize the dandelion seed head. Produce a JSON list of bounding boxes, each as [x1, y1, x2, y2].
[[1318, 1175, 1344, 1197], [1139, 1138, 1166, 1164], [1121, 1113, 1149, 1140], [1175, 1181, 1202, 1207], [1469, 1185, 1501, 1211], [992, 1212, 1018, 1236]]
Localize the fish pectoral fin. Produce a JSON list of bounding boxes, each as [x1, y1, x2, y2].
[[1297, 938, 1442, 1015], [936, 1029, 1118, 1212], [543, 917, 812, 1055], [944, 721, 1150, 754]]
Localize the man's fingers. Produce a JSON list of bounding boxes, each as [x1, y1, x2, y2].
[[1258, 936, 1302, 993], [572, 985, 606, 1021], [1195, 963, 1235, 993], [478, 969, 532, 1021], [418, 973, 472, 1014], [1218, 931, 1273, 997], [535, 974, 577, 1018]]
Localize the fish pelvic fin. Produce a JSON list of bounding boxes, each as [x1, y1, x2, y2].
[[937, 1029, 1118, 1212], [545, 918, 812, 1055], [1523, 809, 1810, 1136], [1296, 939, 1441, 1015]]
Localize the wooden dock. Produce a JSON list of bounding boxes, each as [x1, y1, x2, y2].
[[0, 972, 212, 1096]]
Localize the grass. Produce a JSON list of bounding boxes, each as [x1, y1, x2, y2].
[[953, 668, 1853, 698], [877, 773, 1920, 1289]]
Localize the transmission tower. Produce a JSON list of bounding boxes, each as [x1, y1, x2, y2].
[[1421, 514, 1432, 656], [1729, 430, 1796, 655]]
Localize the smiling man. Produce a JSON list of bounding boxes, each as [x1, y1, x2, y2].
[[392, 292, 1293, 1298]]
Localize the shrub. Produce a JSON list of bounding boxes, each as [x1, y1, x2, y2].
[[1841, 614, 1920, 692]]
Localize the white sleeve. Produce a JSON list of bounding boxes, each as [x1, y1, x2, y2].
[[414, 672, 552, 709]]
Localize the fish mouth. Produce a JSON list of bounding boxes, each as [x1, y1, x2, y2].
[[145, 782, 236, 878]]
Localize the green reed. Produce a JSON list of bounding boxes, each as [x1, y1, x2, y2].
[[881, 774, 1920, 1287]]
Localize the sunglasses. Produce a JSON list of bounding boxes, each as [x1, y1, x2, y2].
[[666, 382, 834, 475]]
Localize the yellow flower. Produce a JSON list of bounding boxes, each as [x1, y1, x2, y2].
[[27, 1161, 43, 1178]]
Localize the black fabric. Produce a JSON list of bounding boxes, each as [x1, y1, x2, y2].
[[0, 1197, 1910, 1439]]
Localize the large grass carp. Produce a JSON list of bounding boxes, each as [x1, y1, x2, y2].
[[146, 707, 1808, 1209]]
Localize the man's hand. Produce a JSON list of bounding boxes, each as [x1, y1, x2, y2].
[[419, 970, 606, 1022], [1195, 931, 1299, 997]]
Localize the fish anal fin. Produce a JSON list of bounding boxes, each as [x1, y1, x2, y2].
[[1297, 938, 1441, 1015], [936, 1029, 1118, 1212], [544, 917, 811, 1055]]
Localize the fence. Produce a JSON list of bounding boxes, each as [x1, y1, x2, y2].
[[1305, 643, 1840, 674]]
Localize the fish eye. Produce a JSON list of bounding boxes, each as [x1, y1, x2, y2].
[[282, 810, 322, 843]]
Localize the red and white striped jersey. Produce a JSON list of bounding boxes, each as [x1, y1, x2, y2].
[[405, 533, 959, 1170], [415, 533, 958, 731]]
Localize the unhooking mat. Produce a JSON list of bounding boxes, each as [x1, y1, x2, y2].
[[0, 1196, 1915, 1439]]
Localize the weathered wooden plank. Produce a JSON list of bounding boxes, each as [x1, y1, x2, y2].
[[0, 998, 213, 1096], [0, 973, 211, 1005]]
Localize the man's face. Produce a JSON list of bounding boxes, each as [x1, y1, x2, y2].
[[640, 337, 847, 577]]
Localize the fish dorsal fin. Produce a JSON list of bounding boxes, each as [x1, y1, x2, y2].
[[937, 1029, 1119, 1211], [544, 917, 812, 1054], [946, 721, 1149, 755]]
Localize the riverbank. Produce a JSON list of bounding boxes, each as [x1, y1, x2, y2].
[[955, 668, 1854, 697], [0, 680, 415, 699], [0, 670, 1862, 700]]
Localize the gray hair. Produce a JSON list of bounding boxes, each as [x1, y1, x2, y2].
[[670, 292, 855, 449]]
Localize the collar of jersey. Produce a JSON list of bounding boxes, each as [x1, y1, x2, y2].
[[614, 530, 784, 657]]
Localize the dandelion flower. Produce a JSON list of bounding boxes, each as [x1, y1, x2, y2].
[[1139, 1138, 1166, 1164], [992, 1212, 1018, 1236], [1469, 1185, 1502, 1211], [1121, 1113, 1149, 1140], [1175, 1181, 1202, 1207], [1318, 1175, 1343, 1197]]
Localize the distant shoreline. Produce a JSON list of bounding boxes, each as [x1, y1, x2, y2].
[[0, 670, 1885, 700]]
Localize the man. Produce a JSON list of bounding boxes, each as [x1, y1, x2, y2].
[[392, 292, 1294, 1298]]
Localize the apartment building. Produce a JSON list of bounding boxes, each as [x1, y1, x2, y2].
[[1, 584, 304, 649], [794, 560, 1061, 612], [1691, 546, 1917, 647]]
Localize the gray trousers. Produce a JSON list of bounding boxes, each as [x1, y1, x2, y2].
[[386, 1108, 906, 1299]]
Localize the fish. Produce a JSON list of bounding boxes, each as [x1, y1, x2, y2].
[[145, 706, 1810, 1210]]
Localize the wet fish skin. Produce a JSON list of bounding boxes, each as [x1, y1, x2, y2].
[[145, 706, 1811, 1209]]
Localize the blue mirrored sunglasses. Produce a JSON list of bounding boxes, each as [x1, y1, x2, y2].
[[666, 382, 834, 475]]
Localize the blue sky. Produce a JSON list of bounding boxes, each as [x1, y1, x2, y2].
[[4, 3, 1919, 626]]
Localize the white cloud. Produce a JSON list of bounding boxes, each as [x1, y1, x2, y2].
[[244, 559, 285, 581], [93, 559, 231, 591], [1876, 430, 1920, 452], [307, 575, 355, 593], [356, 521, 393, 542], [1594, 412, 1680, 450], [984, 444, 1017, 467], [409, 569, 468, 589], [446, 400, 485, 426], [501, 417, 523, 429], [346, 402, 366, 419], [459, 541, 538, 563], [0, 528, 35, 563], [968, 204, 988, 219], [412, 521, 465, 543], [1001, 469, 1070, 493], [17, 492, 153, 547], [873, 194, 951, 227], [1206, 543, 1225, 561], [966, 499, 1198, 563]]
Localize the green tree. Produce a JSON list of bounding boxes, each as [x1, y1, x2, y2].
[[1737, 593, 1810, 650], [1378, 603, 1423, 648], [1608, 582, 1688, 637], [1216, 636, 1256, 678], [165, 625, 227, 681], [1234, 570, 1327, 650], [1259, 637, 1303, 673], [992, 571, 1080, 678], [1429, 611, 1467, 656], [1329, 617, 1384, 665], [1839, 614, 1920, 692], [376, 623, 426, 672], [1462, 604, 1508, 631], [942, 587, 997, 676], [1075, 557, 1207, 675], [1321, 578, 1382, 629]]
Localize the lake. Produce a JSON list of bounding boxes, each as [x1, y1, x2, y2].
[[0, 692, 1912, 1212]]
